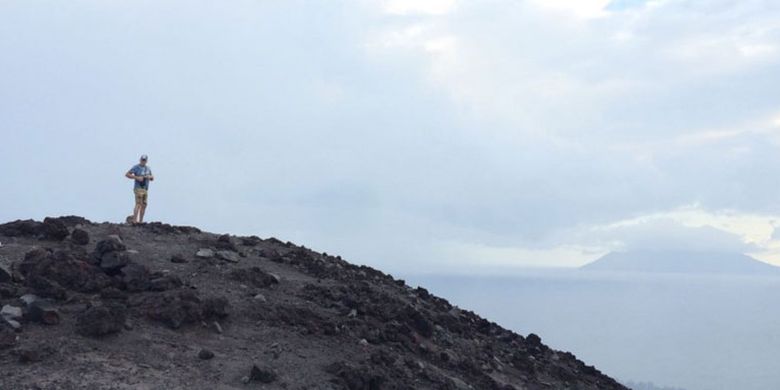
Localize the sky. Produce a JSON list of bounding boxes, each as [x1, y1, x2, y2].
[[1, 0, 780, 274]]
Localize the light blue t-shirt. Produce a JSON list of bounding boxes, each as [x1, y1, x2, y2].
[[129, 164, 152, 190]]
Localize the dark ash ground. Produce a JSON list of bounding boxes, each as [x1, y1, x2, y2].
[[0, 217, 626, 390]]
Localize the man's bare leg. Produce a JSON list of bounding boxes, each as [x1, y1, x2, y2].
[[139, 204, 147, 223], [133, 202, 142, 224]]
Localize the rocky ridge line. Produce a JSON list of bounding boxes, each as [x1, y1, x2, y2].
[[0, 217, 627, 390]]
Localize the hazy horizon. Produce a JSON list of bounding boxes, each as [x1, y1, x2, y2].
[[405, 269, 780, 390]]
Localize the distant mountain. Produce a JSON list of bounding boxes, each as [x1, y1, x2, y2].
[[581, 250, 780, 275], [623, 381, 687, 390]]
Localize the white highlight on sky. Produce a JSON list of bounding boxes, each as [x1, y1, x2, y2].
[[383, 0, 456, 15], [529, 0, 612, 19]]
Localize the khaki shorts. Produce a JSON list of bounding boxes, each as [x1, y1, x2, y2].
[[134, 188, 148, 205]]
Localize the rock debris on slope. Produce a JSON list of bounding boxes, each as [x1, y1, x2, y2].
[[0, 216, 627, 390]]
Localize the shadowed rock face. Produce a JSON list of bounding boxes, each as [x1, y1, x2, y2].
[[0, 217, 627, 390]]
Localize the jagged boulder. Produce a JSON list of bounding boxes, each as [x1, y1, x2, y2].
[[26, 300, 61, 325], [254, 304, 337, 336], [15, 344, 54, 363], [0, 319, 17, 349], [403, 306, 434, 338], [119, 263, 151, 292], [216, 234, 238, 251], [216, 250, 240, 263], [42, 217, 69, 241], [0, 283, 19, 298], [1, 305, 22, 321], [17, 248, 48, 276], [100, 286, 128, 301], [92, 237, 131, 274], [240, 235, 262, 246], [248, 365, 278, 384], [54, 216, 91, 227], [94, 237, 126, 256], [230, 267, 279, 288], [99, 251, 130, 274], [20, 249, 111, 299], [149, 274, 183, 292], [71, 228, 90, 245], [170, 253, 188, 263], [202, 296, 230, 319], [0, 220, 43, 238], [143, 222, 201, 235], [75, 304, 127, 337], [144, 289, 228, 329], [261, 248, 284, 263], [325, 361, 386, 390], [0, 263, 12, 283]]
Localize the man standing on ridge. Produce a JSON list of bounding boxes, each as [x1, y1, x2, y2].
[[125, 154, 154, 224]]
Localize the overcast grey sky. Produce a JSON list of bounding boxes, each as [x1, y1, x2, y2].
[[2, 0, 779, 273]]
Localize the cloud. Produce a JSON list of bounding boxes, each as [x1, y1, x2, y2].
[[382, 0, 456, 15], [595, 219, 757, 253], [528, 0, 612, 19], [434, 241, 601, 271], [1, 0, 779, 273], [606, 0, 653, 12], [436, 206, 777, 270], [372, 0, 780, 144]]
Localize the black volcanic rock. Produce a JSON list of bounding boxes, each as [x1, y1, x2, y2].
[[70, 228, 90, 245], [120, 263, 151, 292], [0, 318, 16, 349], [149, 274, 183, 291], [27, 300, 61, 325], [42, 217, 69, 241], [53, 215, 92, 227], [15, 344, 54, 363], [75, 304, 127, 337], [0, 263, 12, 283], [248, 364, 278, 383], [99, 251, 130, 273], [143, 289, 228, 329], [20, 249, 111, 298], [94, 237, 126, 257], [0, 217, 627, 389], [0, 219, 43, 238], [325, 361, 385, 389], [198, 348, 214, 360], [216, 234, 238, 251], [229, 266, 278, 288], [170, 253, 188, 263]]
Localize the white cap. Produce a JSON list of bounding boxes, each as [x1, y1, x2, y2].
[[140, 154, 148, 161]]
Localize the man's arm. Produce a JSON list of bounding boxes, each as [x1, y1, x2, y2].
[[126, 168, 145, 181]]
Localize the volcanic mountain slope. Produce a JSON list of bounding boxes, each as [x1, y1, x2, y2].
[[0, 217, 626, 390], [582, 250, 780, 275]]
